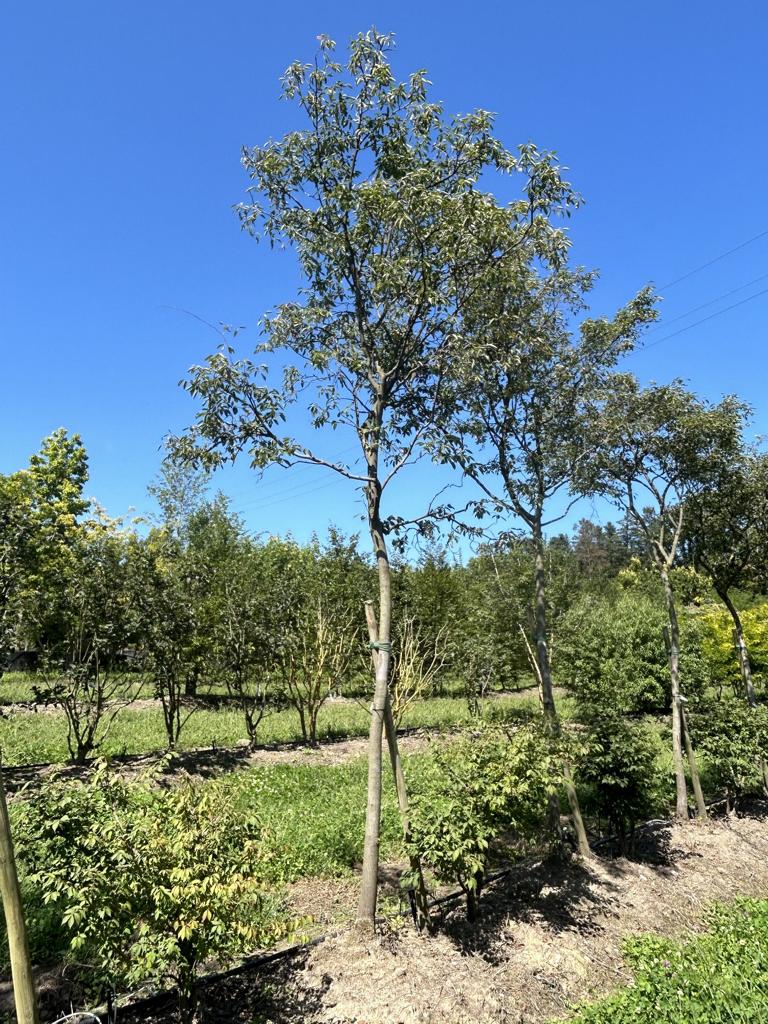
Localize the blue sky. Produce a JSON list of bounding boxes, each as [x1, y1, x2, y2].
[[2, 1, 767, 547]]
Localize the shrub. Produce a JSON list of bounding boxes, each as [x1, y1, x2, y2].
[[558, 590, 710, 713], [690, 697, 768, 806], [14, 764, 291, 1021], [576, 710, 666, 849], [406, 725, 555, 917]]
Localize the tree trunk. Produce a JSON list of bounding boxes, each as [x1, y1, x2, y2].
[[356, 512, 392, 928], [364, 600, 430, 931], [0, 760, 40, 1024], [532, 523, 590, 858], [718, 588, 757, 707], [661, 569, 690, 819]]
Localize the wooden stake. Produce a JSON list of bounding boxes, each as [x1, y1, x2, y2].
[[0, 755, 39, 1024], [680, 704, 707, 819], [519, 624, 591, 857]]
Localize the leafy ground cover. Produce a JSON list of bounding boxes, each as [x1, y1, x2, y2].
[[563, 897, 768, 1023]]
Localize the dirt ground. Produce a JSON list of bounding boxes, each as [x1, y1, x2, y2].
[[96, 807, 768, 1024]]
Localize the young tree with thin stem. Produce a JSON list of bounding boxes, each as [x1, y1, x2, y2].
[[169, 30, 577, 926], [34, 519, 135, 764], [213, 537, 289, 749], [279, 600, 357, 745], [585, 377, 748, 820], [442, 260, 656, 854], [127, 530, 204, 750]]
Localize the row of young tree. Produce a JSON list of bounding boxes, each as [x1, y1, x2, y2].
[[5, 430, 763, 751], [0, 428, 658, 752]]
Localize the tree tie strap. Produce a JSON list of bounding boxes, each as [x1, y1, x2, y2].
[[369, 640, 392, 653]]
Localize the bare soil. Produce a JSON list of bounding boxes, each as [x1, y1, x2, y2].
[[99, 808, 768, 1024]]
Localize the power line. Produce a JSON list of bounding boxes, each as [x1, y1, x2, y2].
[[232, 474, 347, 515], [638, 284, 768, 352], [646, 270, 768, 334], [658, 228, 768, 290], [222, 444, 361, 507]]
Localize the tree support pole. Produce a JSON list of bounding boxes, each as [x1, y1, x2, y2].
[[680, 705, 707, 820], [520, 621, 590, 857], [662, 612, 692, 820], [0, 756, 39, 1024]]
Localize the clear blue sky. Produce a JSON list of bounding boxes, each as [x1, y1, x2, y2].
[[2, 1, 767, 545]]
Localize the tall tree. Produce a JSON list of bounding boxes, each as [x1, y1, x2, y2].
[[585, 377, 747, 819], [685, 450, 768, 705], [12, 430, 91, 656], [169, 30, 576, 924], [442, 259, 656, 854]]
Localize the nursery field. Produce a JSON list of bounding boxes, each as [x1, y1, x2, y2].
[[0, 681, 553, 768], [3, 23, 768, 1024]]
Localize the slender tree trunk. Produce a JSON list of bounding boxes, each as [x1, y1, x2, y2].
[[364, 600, 430, 930], [718, 588, 757, 707], [356, 511, 392, 928], [532, 523, 590, 858], [661, 568, 690, 819], [680, 705, 707, 819], [298, 704, 308, 744], [0, 759, 40, 1024]]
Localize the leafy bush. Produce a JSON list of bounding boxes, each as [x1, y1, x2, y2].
[[690, 697, 768, 804], [698, 602, 768, 695], [563, 898, 768, 1023], [576, 710, 666, 849], [406, 725, 555, 917], [558, 590, 710, 713], [13, 764, 292, 1021]]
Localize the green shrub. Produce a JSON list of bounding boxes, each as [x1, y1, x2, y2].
[[13, 763, 292, 1021], [558, 591, 710, 713], [576, 710, 666, 849], [562, 898, 768, 1023], [406, 725, 555, 917], [690, 697, 768, 804]]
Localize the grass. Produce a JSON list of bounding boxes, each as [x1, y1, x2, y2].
[[0, 692, 543, 767], [219, 759, 405, 882]]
